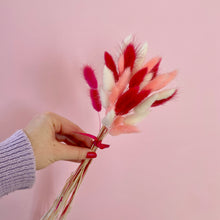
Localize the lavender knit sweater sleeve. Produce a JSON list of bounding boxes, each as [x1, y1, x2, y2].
[[0, 130, 36, 197]]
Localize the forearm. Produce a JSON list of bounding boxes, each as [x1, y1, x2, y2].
[[0, 130, 36, 197]]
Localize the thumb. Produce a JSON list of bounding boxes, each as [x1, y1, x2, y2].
[[53, 141, 97, 162]]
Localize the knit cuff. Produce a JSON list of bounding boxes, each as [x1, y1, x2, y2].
[[0, 130, 36, 197]]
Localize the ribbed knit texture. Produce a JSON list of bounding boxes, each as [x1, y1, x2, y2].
[[0, 130, 36, 197]]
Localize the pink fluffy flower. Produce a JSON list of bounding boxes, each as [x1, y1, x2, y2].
[[83, 35, 178, 135]]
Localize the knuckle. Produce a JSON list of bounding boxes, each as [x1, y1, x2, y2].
[[43, 112, 54, 119], [40, 112, 56, 126]]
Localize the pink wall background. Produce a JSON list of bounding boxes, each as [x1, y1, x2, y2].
[[0, 0, 219, 219]]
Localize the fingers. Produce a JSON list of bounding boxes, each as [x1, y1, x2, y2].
[[55, 133, 91, 148], [45, 112, 92, 147], [53, 141, 97, 162]]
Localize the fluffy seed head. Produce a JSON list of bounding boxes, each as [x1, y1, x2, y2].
[[108, 68, 131, 106], [143, 70, 177, 92], [103, 65, 115, 91], [109, 124, 139, 136], [83, 65, 98, 89], [132, 42, 148, 73], [118, 54, 125, 74], [99, 87, 109, 108], [143, 57, 162, 75], [115, 87, 139, 115], [124, 44, 136, 70], [124, 111, 149, 125], [104, 52, 118, 81], [90, 89, 102, 112], [157, 88, 177, 100], [115, 88, 151, 115], [134, 93, 159, 113], [129, 67, 148, 88], [152, 89, 177, 107], [102, 109, 116, 128]]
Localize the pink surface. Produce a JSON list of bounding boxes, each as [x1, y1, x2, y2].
[[0, 0, 219, 219]]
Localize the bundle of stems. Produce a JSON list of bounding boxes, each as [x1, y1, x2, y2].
[[41, 126, 108, 220]]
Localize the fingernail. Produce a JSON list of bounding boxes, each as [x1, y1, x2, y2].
[[86, 152, 97, 159]]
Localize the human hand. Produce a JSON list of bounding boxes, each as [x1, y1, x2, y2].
[[23, 112, 96, 170]]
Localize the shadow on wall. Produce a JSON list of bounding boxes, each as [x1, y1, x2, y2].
[[29, 166, 56, 220], [0, 101, 35, 141]]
